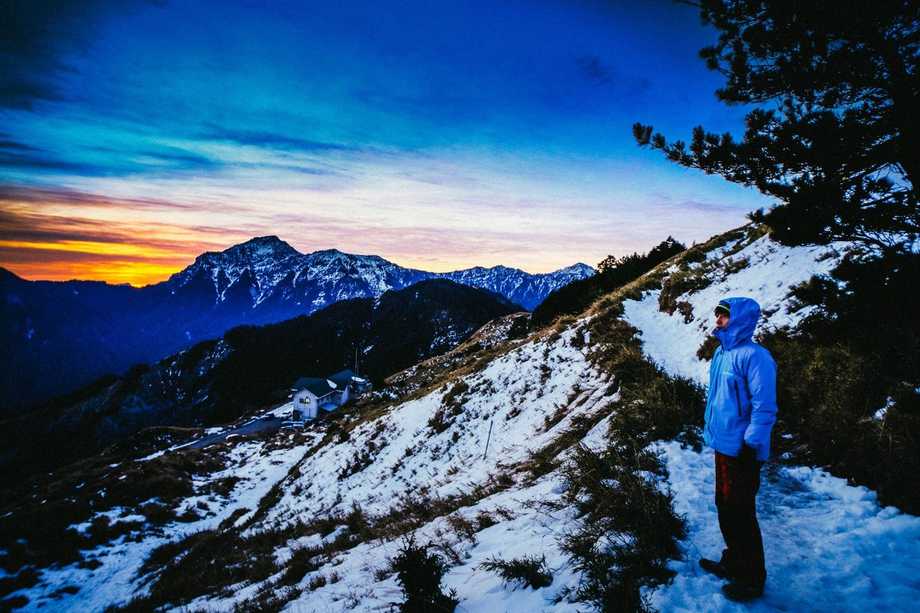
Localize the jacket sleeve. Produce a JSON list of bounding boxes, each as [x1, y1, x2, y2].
[[743, 349, 778, 461]]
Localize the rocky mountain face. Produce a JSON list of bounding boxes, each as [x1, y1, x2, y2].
[[440, 262, 595, 310], [1, 236, 592, 410], [167, 236, 593, 313], [0, 279, 519, 484], [166, 237, 431, 313]]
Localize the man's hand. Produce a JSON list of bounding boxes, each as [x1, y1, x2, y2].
[[738, 444, 757, 465]]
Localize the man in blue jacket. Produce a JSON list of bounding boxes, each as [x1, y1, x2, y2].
[[698, 297, 777, 601]]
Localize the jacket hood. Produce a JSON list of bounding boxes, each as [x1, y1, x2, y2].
[[713, 296, 761, 350]]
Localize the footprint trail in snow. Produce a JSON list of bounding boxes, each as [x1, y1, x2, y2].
[[649, 442, 920, 612]]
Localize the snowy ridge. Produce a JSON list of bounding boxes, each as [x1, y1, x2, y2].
[[621, 233, 848, 385], [168, 237, 429, 309], [384, 312, 531, 398], [441, 262, 596, 310], [10, 226, 920, 612], [197, 327, 618, 611], [18, 326, 618, 611], [167, 235, 594, 312], [264, 327, 613, 522]]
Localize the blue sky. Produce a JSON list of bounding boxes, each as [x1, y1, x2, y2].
[[0, 0, 772, 284]]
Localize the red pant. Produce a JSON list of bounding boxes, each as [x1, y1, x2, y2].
[[715, 451, 766, 586]]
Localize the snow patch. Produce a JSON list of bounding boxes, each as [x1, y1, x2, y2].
[[648, 441, 920, 612]]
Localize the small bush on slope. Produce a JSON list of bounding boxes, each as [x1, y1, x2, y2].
[[553, 348, 701, 612], [428, 380, 470, 434], [586, 307, 705, 449], [479, 554, 553, 590], [557, 443, 684, 613], [279, 545, 322, 586], [231, 587, 301, 613], [390, 536, 459, 613], [526, 411, 614, 480], [138, 528, 282, 606], [0, 568, 39, 601]]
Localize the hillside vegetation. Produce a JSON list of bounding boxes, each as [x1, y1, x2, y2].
[[3, 223, 918, 612]]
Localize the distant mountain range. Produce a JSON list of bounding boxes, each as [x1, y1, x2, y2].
[[0, 279, 520, 482], [169, 235, 592, 313], [1, 236, 593, 410]]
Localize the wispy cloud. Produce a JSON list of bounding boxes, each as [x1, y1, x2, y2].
[[0, 185, 213, 211], [0, 134, 38, 152], [202, 125, 361, 153], [0, 190, 239, 284]]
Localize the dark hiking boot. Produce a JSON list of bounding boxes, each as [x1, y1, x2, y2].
[[722, 580, 765, 602], [699, 558, 733, 580]]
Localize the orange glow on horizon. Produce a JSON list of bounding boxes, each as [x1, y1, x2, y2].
[[2, 186, 603, 288], [0, 192, 592, 287], [0, 240, 197, 286], [2, 258, 191, 287]]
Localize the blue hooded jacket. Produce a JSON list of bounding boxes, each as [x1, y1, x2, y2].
[[703, 297, 778, 461]]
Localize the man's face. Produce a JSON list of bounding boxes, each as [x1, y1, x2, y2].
[[715, 311, 730, 329]]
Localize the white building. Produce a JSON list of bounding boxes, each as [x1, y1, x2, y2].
[[290, 369, 372, 421]]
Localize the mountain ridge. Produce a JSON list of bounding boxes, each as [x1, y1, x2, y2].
[[164, 235, 593, 311], [0, 238, 593, 410]]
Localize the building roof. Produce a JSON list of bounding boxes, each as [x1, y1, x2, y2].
[[292, 376, 336, 397], [328, 368, 357, 388]]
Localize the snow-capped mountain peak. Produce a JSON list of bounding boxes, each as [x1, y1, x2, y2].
[[170, 235, 299, 293], [2, 237, 596, 409], [166, 237, 593, 313], [547, 262, 594, 280], [194, 235, 299, 268], [439, 262, 595, 310], [227, 235, 298, 256]]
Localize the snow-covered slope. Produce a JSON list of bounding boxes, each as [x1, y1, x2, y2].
[[621, 232, 847, 385], [650, 441, 920, 612], [620, 228, 920, 611], [7, 225, 919, 612]]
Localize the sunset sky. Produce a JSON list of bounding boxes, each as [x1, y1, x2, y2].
[[1, 0, 773, 286]]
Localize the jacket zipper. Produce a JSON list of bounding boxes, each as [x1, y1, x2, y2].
[[705, 350, 722, 438]]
